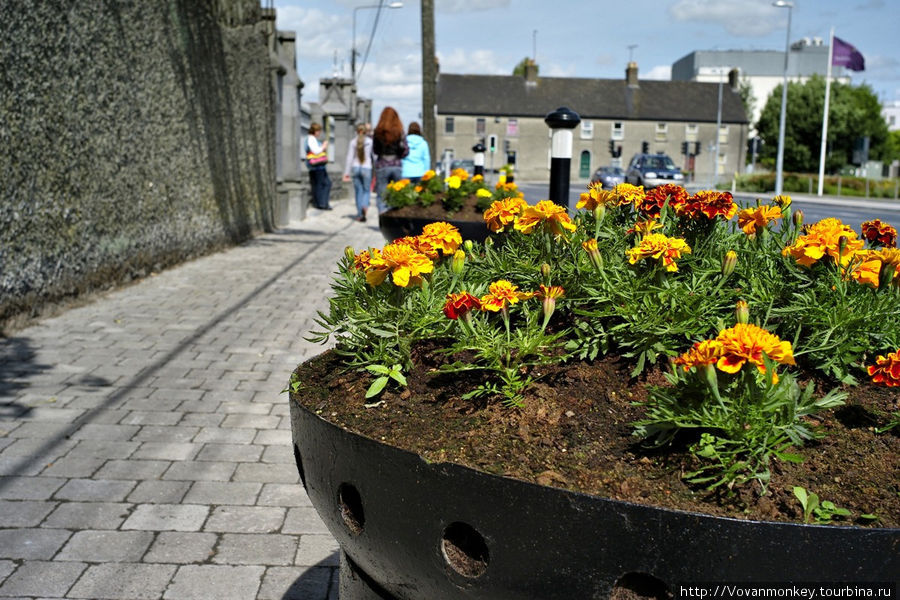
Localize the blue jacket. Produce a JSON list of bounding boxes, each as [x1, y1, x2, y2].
[[401, 134, 430, 178]]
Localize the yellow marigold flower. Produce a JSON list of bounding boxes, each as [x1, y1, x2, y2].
[[867, 350, 900, 387], [483, 197, 527, 233], [353, 248, 379, 272], [480, 280, 534, 312], [628, 219, 663, 236], [722, 250, 738, 277], [773, 195, 792, 208], [673, 340, 723, 371], [420, 222, 462, 255], [609, 183, 645, 206], [395, 235, 439, 260], [626, 233, 692, 272], [476, 188, 493, 198], [472, 174, 484, 183], [582, 238, 604, 270], [421, 170, 436, 181], [446, 175, 461, 189], [365, 243, 433, 288], [714, 323, 795, 376], [388, 178, 410, 192], [782, 218, 863, 268], [737, 205, 782, 236], [514, 200, 577, 236], [537, 284, 564, 321]]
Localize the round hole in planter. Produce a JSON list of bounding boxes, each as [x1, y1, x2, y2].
[[611, 572, 671, 600], [293, 444, 307, 489], [441, 521, 489, 578], [337, 483, 365, 535]]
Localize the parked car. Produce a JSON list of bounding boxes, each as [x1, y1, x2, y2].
[[625, 153, 684, 188], [590, 166, 625, 188]]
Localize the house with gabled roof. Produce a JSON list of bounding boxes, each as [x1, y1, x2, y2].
[[435, 62, 749, 184]]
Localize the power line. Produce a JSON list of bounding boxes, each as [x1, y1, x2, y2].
[[356, 0, 385, 81]]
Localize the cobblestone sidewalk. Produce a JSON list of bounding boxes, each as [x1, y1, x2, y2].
[[0, 198, 385, 599]]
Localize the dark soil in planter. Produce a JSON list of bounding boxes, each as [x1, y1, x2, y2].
[[294, 347, 899, 527], [384, 193, 486, 223]]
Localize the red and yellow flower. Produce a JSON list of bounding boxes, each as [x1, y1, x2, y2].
[[861, 219, 897, 248], [483, 197, 527, 232], [677, 190, 737, 221], [395, 236, 439, 260], [443, 292, 482, 320], [364, 243, 433, 287], [608, 183, 645, 207], [514, 200, 577, 236], [782, 218, 864, 268], [674, 340, 723, 371], [627, 219, 663, 236], [867, 350, 900, 387], [737, 204, 782, 236], [420, 222, 462, 255], [479, 280, 534, 312], [714, 323, 795, 376], [626, 233, 692, 272], [635, 184, 688, 218]]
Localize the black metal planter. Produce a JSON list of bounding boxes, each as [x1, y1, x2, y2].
[[290, 394, 899, 600], [378, 211, 491, 244]]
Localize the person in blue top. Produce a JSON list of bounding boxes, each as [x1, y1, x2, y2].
[[401, 122, 430, 184]]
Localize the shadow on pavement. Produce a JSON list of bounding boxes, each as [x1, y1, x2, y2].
[[281, 553, 339, 600]]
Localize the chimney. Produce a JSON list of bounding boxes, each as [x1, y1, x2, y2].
[[524, 60, 538, 85], [626, 61, 639, 88], [728, 67, 740, 92]]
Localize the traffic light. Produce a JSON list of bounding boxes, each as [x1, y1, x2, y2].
[[693, 141, 701, 156], [608, 140, 616, 156], [641, 141, 649, 153], [504, 139, 510, 152], [488, 135, 497, 153], [615, 145, 622, 158], [681, 141, 688, 155]]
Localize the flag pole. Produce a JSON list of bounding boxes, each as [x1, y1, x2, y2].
[[817, 27, 835, 197]]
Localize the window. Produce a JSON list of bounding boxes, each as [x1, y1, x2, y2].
[[717, 152, 727, 174], [685, 123, 698, 142], [655, 122, 667, 142], [611, 122, 624, 140], [580, 120, 593, 139], [506, 118, 519, 137], [476, 118, 486, 136], [445, 117, 455, 135], [718, 125, 729, 144]]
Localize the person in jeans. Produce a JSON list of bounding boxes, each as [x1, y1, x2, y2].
[[401, 121, 430, 184], [342, 123, 373, 222], [306, 122, 332, 210], [372, 107, 407, 214]]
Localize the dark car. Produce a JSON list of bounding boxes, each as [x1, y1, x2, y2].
[[625, 153, 684, 188], [591, 166, 625, 188]]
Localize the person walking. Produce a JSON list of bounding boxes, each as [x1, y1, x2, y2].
[[372, 107, 407, 214], [401, 121, 430, 184], [306, 122, 332, 210], [342, 123, 373, 222]]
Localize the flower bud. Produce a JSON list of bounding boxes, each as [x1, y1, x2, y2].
[[485, 236, 494, 248], [721, 250, 737, 278], [344, 246, 356, 262], [582, 239, 604, 272], [593, 204, 606, 222], [540, 263, 551, 282], [793, 209, 804, 230], [451, 250, 466, 275], [773, 195, 792, 209], [878, 261, 896, 290], [735, 299, 749, 324], [838, 235, 849, 260], [464, 239, 474, 253]]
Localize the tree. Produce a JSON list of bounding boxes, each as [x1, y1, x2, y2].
[[512, 57, 537, 77], [755, 75, 888, 173], [738, 77, 756, 126]]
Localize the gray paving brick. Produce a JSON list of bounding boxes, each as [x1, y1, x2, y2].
[[39, 457, 105, 478], [126, 480, 191, 504], [0, 456, 46, 476], [253, 429, 292, 445], [122, 504, 209, 531], [282, 507, 330, 535], [0, 437, 77, 458], [178, 412, 225, 427], [163, 461, 236, 482], [183, 482, 261, 506], [119, 411, 184, 426], [213, 533, 298, 566], [257, 483, 311, 508], [0, 500, 58, 526], [195, 443, 263, 463], [261, 444, 294, 464], [0, 560, 86, 598], [42, 502, 132, 530], [65, 439, 139, 459], [0, 528, 71, 559], [295, 534, 340, 567], [68, 563, 176, 599], [94, 459, 171, 480], [220, 401, 271, 415], [134, 425, 200, 443], [176, 398, 222, 413], [53, 478, 136, 502], [0, 476, 66, 500], [164, 565, 264, 600], [220, 414, 280, 429], [15, 407, 86, 422], [132, 442, 200, 461], [70, 423, 140, 441], [204, 506, 285, 534], [0, 559, 13, 583], [233, 462, 298, 484], [258, 566, 334, 600], [144, 531, 217, 564], [121, 397, 184, 412], [192, 427, 256, 444], [57, 529, 154, 562]]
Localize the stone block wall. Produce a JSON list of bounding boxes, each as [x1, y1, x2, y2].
[[0, 0, 276, 326]]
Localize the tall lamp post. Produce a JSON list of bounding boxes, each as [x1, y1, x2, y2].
[[351, 2, 403, 81], [773, 0, 793, 196]]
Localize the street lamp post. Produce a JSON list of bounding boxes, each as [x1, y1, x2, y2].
[[351, 2, 403, 81], [773, 0, 794, 196]]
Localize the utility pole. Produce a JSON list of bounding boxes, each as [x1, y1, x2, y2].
[[421, 0, 436, 166]]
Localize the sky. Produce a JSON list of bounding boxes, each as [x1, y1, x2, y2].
[[274, 0, 900, 127]]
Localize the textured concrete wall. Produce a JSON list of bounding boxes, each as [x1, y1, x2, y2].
[[0, 0, 276, 325]]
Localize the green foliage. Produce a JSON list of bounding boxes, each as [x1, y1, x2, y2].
[[365, 364, 407, 399], [792, 486, 865, 524], [732, 172, 900, 199]]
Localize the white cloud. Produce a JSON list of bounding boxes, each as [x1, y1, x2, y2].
[[277, 7, 347, 62], [543, 62, 577, 77], [437, 48, 509, 74], [436, 0, 510, 14], [668, 0, 787, 37], [643, 65, 672, 80]]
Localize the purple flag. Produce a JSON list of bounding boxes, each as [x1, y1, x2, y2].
[[832, 36, 865, 71]]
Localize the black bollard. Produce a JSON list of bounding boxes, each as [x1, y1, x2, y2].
[[544, 107, 580, 208], [472, 141, 486, 177]]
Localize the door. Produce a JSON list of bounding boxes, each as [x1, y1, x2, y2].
[[579, 150, 591, 179]]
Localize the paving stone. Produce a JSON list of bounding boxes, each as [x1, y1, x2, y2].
[[144, 531, 217, 564], [0, 528, 71, 559], [257, 566, 334, 600], [94, 458, 170, 480], [253, 429, 292, 445], [15, 407, 86, 422], [0, 559, 13, 582], [220, 401, 271, 415], [0, 437, 77, 457], [134, 425, 200, 443], [0, 500, 58, 526], [195, 443, 263, 463], [232, 463, 298, 484], [163, 460, 236, 482], [121, 397, 185, 412], [132, 442, 200, 461], [220, 414, 280, 429], [164, 565, 265, 600], [68, 563, 176, 599], [0, 560, 86, 598], [122, 504, 209, 531], [42, 501, 132, 529], [295, 534, 340, 567], [65, 439, 139, 459], [0, 455, 46, 476], [212, 533, 298, 565], [119, 411, 184, 426], [0, 476, 66, 500], [178, 413, 225, 427], [282, 507, 331, 535], [261, 444, 294, 464], [57, 529, 154, 562], [53, 478, 136, 502], [192, 427, 256, 444], [126, 480, 191, 504], [39, 457, 105, 478], [183, 481, 261, 506], [70, 423, 140, 441], [204, 506, 285, 534], [176, 398, 222, 413]]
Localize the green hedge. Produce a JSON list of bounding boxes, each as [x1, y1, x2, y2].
[[729, 173, 899, 199]]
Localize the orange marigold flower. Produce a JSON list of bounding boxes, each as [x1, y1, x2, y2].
[[472, 174, 484, 183], [365, 243, 433, 287], [738, 205, 782, 236], [673, 340, 724, 371], [714, 323, 795, 376], [582, 238, 604, 270], [678, 190, 737, 220], [625, 233, 692, 272], [514, 200, 577, 236], [627, 219, 663, 236], [635, 184, 688, 218], [388, 179, 411, 192], [773, 195, 792, 208], [609, 183, 645, 207], [867, 350, 900, 387], [483, 197, 527, 232], [450, 167, 469, 181], [848, 250, 883, 288], [443, 292, 482, 320], [353, 248, 379, 272], [395, 236, 439, 260], [421, 170, 436, 181], [861, 219, 898, 248], [480, 280, 534, 312], [420, 222, 462, 255], [782, 218, 864, 268], [536, 284, 565, 300]]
